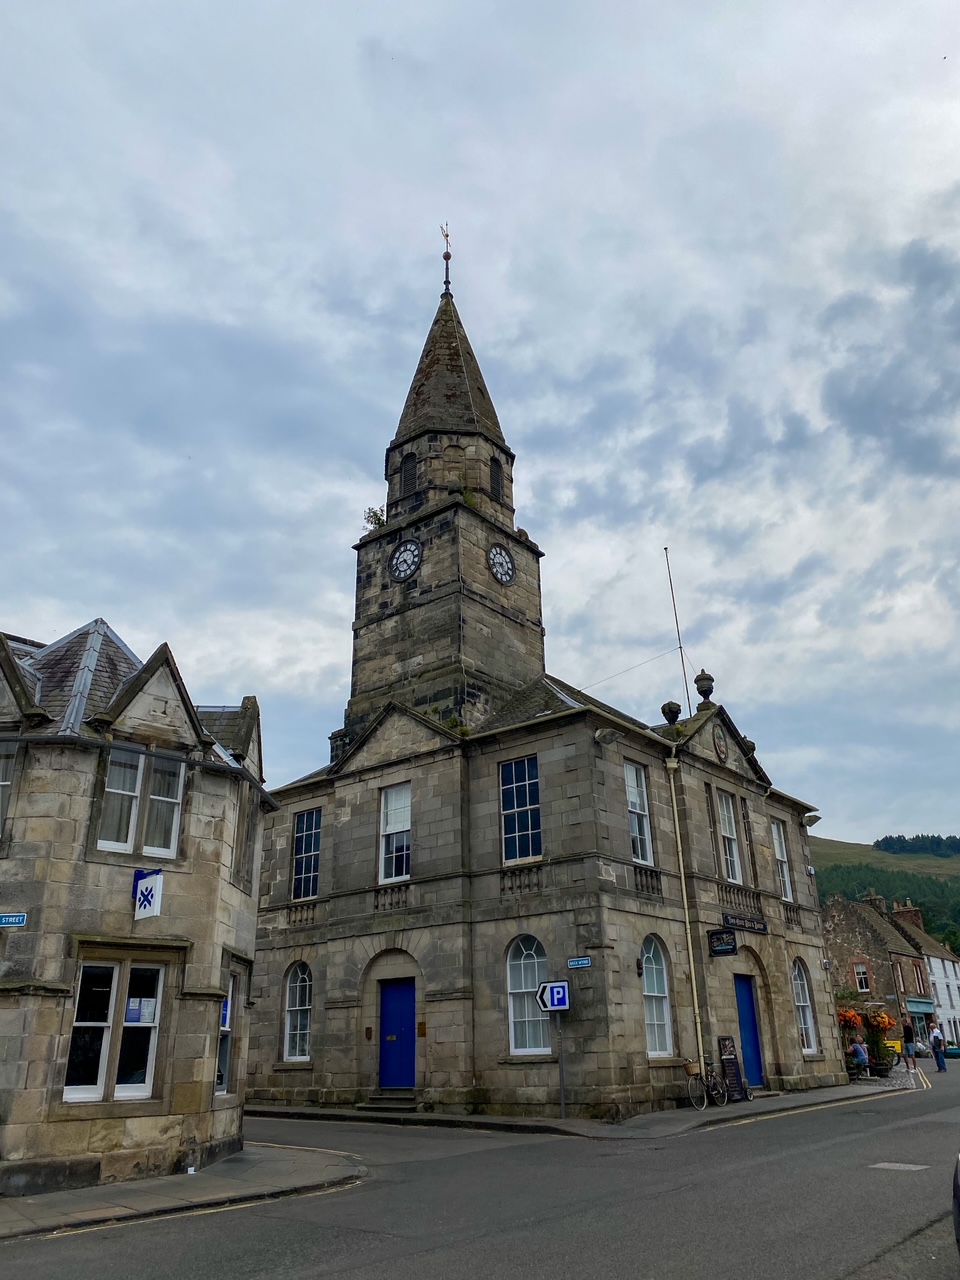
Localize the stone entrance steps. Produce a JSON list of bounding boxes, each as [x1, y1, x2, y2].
[[355, 1090, 419, 1112]]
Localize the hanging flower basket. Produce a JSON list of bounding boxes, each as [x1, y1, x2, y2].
[[837, 1008, 862, 1030]]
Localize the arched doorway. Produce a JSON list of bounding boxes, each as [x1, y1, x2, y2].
[[358, 949, 422, 1092], [732, 948, 774, 1089]]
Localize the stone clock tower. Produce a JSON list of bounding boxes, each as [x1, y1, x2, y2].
[[334, 260, 545, 754]]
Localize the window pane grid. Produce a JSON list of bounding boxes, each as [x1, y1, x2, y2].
[[285, 963, 313, 1061], [293, 808, 322, 900], [792, 961, 817, 1052], [381, 784, 412, 882], [501, 756, 542, 862], [143, 761, 184, 854], [99, 749, 143, 849], [771, 819, 793, 901], [717, 791, 742, 883], [0, 744, 15, 826], [641, 937, 673, 1056], [625, 763, 653, 864], [507, 936, 550, 1053]]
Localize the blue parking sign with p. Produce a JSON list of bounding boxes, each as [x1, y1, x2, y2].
[[536, 980, 570, 1012]]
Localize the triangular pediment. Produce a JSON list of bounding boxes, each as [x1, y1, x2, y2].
[[0, 667, 20, 722], [0, 635, 48, 726], [92, 644, 209, 750], [332, 703, 460, 775], [681, 706, 771, 786]]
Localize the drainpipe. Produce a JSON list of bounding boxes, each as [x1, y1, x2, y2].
[[666, 746, 706, 1075]]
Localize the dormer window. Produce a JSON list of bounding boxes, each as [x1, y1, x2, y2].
[[400, 453, 418, 498], [490, 456, 504, 503], [98, 747, 185, 858]]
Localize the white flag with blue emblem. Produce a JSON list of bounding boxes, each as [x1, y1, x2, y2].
[[133, 870, 163, 920]]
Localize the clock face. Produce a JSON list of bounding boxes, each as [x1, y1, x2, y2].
[[389, 539, 422, 581], [487, 544, 515, 585]]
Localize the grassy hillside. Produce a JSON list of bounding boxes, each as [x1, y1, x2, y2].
[[809, 835, 960, 881]]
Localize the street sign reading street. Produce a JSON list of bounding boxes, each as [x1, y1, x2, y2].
[[0, 913, 27, 928], [536, 980, 570, 1012], [567, 957, 592, 969]]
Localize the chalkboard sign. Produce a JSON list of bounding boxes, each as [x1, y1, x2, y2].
[[718, 1036, 747, 1102], [707, 928, 738, 957]]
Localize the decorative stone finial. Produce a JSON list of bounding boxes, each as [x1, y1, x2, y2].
[[694, 669, 715, 705], [440, 222, 452, 296], [661, 701, 682, 726]]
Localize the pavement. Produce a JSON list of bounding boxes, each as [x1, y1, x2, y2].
[[0, 1069, 921, 1242]]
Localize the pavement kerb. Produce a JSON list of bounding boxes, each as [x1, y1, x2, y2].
[[245, 1084, 916, 1141], [0, 1169, 366, 1244]]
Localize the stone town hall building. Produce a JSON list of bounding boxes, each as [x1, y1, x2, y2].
[[249, 265, 845, 1117]]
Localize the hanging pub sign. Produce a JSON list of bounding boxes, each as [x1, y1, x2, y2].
[[718, 1035, 747, 1102], [707, 928, 738, 957], [721, 911, 768, 935]]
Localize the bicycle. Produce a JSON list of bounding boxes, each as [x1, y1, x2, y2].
[[684, 1059, 729, 1110]]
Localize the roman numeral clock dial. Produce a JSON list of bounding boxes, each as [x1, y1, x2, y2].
[[389, 539, 422, 581], [487, 544, 515, 585]]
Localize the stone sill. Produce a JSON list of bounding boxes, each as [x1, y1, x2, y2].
[[647, 1057, 687, 1069], [496, 1055, 558, 1065], [802, 1053, 826, 1061], [49, 1097, 170, 1121], [270, 1062, 315, 1072]]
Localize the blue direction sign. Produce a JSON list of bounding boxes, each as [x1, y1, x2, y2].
[[536, 980, 571, 1012], [567, 957, 592, 969], [0, 913, 27, 928]]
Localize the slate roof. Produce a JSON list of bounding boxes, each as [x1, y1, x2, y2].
[[1, 619, 258, 768], [196, 698, 261, 763], [392, 292, 506, 447], [846, 900, 922, 958], [889, 915, 957, 962], [479, 673, 652, 737]]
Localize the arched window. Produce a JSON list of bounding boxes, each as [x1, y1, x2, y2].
[[640, 936, 673, 1056], [792, 959, 817, 1053], [489, 456, 504, 503], [507, 936, 550, 1054], [284, 963, 312, 1062], [400, 453, 418, 497]]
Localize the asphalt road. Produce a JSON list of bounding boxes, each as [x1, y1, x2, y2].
[[4, 1074, 960, 1280]]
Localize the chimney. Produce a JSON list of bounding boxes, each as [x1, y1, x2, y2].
[[892, 897, 925, 930], [863, 889, 887, 916]]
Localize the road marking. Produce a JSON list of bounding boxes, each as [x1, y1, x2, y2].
[[916, 1067, 932, 1090], [870, 1162, 930, 1171], [714, 1089, 912, 1127], [17, 1179, 363, 1243]]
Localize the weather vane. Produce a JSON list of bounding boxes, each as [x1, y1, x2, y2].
[[440, 222, 452, 295]]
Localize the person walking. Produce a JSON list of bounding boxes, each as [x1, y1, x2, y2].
[[902, 1020, 917, 1072], [930, 1020, 947, 1072]]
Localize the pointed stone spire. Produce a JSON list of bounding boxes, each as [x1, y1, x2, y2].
[[392, 282, 505, 447]]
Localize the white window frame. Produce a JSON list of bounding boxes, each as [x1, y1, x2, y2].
[[895, 961, 905, 992], [716, 791, 743, 883], [915, 964, 927, 995], [284, 963, 313, 1062], [216, 975, 236, 1096], [97, 748, 184, 859], [142, 759, 185, 857], [114, 966, 164, 1100], [624, 762, 654, 865], [792, 959, 818, 1054], [0, 742, 16, 828], [854, 963, 870, 993], [640, 936, 673, 1057], [500, 755, 542, 863], [64, 962, 120, 1102], [771, 818, 793, 901], [507, 936, 550, 1055], [380, 782, 412, 884], [97, 749, 145, 853], [292, 807, 322, 900]]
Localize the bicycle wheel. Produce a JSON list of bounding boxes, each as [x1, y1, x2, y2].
[[742, 1084, 755, 1102], [687, 1073, 707, 1111], [708, 1074, 728, 1107]]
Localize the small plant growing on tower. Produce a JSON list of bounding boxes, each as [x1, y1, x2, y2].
[[363, 506, 386, 531]]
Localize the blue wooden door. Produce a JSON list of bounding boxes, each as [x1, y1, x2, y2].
[[379, 977, 416, 1088], [735, 974, 765, 1087]]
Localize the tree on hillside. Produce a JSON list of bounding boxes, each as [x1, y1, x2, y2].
[[816, 863, 960, 950], [874, 834, 960, 857]]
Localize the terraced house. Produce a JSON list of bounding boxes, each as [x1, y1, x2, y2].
[[249, 262, 845, 1118], [0, 620, 271, 1194]]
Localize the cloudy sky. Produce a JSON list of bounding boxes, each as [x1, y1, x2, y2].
[[2, 2, 958, 840]]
